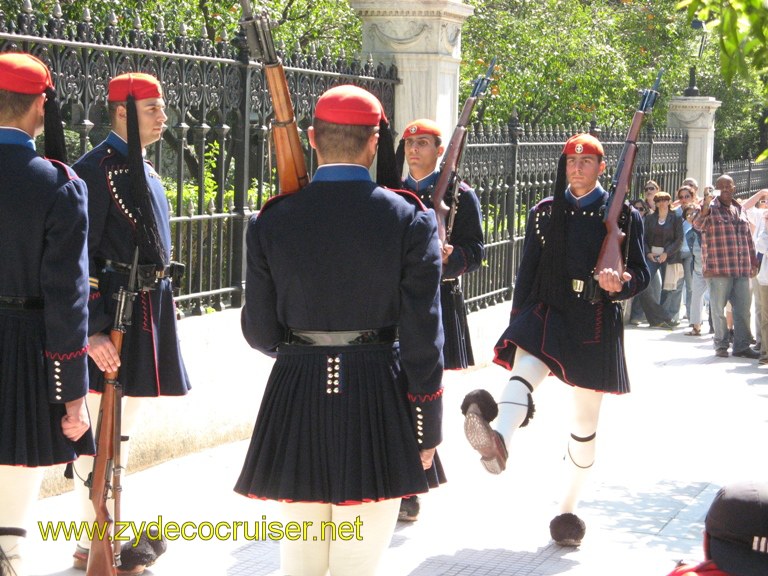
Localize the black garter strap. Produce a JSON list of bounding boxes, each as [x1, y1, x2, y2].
[[0, 527, 26, 538], [570, 431, 597, 443], [497, 376, 536, 427], [567, 431, 596, 469]]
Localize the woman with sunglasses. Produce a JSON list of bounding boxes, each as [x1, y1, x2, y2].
[[636, 191, 683, 328], [675, 185, 698, 323]]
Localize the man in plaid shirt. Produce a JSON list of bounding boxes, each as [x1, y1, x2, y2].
[[694, 174, 759, 359]]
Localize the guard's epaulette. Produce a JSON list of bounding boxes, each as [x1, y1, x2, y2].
[[533, 196, 554, 212], [45, 158, 78, 180], [258, 191, 294, 214], [386, 187, 428, 211]]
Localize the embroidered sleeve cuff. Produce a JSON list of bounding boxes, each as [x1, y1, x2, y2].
[[407, 389, 443, 449], [45, 347, 89, 403]]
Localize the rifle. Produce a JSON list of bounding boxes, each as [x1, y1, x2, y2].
[[239, 0, 309, 194], [592, 70, 663, 286], [86, 249, 139, 576], [431, 58, 495, 245]]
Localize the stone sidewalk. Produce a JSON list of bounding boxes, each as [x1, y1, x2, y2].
[[25, 306, 768, 575]]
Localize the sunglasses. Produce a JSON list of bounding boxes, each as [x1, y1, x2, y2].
[[645, 187, 657, 192], [635, 206, 646, 212]]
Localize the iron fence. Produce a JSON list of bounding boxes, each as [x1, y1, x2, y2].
[[713, 158, 768, 198]]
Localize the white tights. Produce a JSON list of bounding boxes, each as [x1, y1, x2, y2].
[[278, 498, 401, 576], [0, 465, 45, 575], [496, 348, 603, 514]]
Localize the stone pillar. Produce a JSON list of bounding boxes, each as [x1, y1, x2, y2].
[[667, 96, 722, 192], [348, 0, 474, 141]]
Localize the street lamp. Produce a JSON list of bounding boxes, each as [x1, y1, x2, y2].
[[684, 18, 707, 97]]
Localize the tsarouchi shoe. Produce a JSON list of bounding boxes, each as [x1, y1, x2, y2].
[[461, 391, 508, 475], [398, 495, 420, 522], [549, 513, 586, 547]]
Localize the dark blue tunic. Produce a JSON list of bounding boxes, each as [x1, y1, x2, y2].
[[403, 171, 484, 368], [494, 186, 650, 393], [235, 165, 445, 504], [0, 128, 94, 466], [73, 132, 190, 397]]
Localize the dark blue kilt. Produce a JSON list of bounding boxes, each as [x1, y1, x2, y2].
[[441, 280, 474, 370], [0, 310, 95, 466], [234, 342, 445, 504], [494, 300, 630, 394]]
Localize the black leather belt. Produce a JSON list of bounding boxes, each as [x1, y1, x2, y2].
[[96, 260, 173, 280], [286, 326, 399, 346], [0, 296, 44, 310]]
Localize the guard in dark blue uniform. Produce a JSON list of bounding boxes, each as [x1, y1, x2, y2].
[[235, 85, 445, 576], [396, 118, 484, 522], [69, 73, 187, 570], [461, 134, 649, 547], [399, 119, 484, 370], [0, 52, 93, 576]]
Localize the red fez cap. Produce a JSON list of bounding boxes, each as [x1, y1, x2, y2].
[[108, 73, 163, 102], [0, 52, 53, 94], [403, 119, 441, 139], [315, 84, 386, 126], [563, 133, 604, 156]]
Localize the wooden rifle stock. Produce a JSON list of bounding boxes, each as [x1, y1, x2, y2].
[[87, 251, 138, 576], [593, 70, 663, 283], [431, 59, 495, 244], [86, 332, 122, 576], [240, 0, 309, 194]]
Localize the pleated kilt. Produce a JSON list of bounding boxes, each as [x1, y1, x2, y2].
[[441, 280, 474, 370], [88, 272, 190, 397], [494, 299, 630, 394], [0, 310, 95, 466], [235, 341, 445, 504]]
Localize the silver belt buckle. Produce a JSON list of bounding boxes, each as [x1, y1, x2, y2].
[[572, 279, 585, 294]]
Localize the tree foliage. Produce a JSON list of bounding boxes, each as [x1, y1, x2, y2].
[[0, 0, 361, 53], [460, 0, 697, 128], [679, 0, 768, 159]]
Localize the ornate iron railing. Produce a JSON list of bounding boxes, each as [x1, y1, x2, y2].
[[713, 158, 768, 198]]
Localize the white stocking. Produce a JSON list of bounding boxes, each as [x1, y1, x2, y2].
[[496, 348, 550, 447], [0, 465, 45, 576], [558, 386, 602, 514]]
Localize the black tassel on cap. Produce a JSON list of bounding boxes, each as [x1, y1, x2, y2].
[[126, 94, 168, 268], [528, 154, 569, 310], [43, 87, 67, 163], [376, 118, 401, 189], [394, 137, 406, 183]]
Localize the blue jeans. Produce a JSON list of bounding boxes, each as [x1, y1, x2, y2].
[[680, 251, 693, 319], [661, 266, 684, 323], [637, 260, 671, 325], [707, 276, 753, 352]]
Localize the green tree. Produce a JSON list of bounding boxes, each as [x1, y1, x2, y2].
[[460, 0, 696, 127], [0, 0, 361, 53], [679, 0, 768, 159]]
